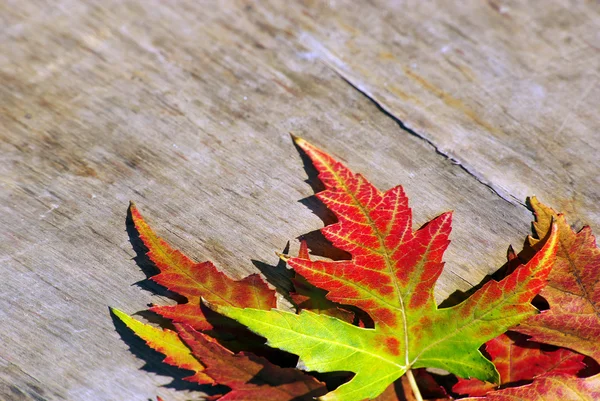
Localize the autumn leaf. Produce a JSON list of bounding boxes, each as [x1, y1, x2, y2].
[[129, 202, 276, 330], [175, 323, 327, 400], [212, 137, 559, 401], [111, 307, 212, 384], [513, 197, 600, 363], [460, 374, 600, 401], [453, 332, 585, 396]]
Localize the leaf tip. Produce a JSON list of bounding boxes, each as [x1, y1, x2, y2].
[[290, 133, 312, 151], [200, 296, 213, 308], [110, 306, 125, 319], [128, 200, 139, 213], [110, 307, 135, 328], [201, 297, 226, 315], [298, 240, 310, 259], [527, 195, 540, 208], [547, 219, 559, 247], [289, 131, 302, 143]]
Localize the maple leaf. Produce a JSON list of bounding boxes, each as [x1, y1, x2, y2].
[[129, 202, 276, 330], [513, 197, 600, 363], [175, 323, 327, 400], [460, 373, 600, 401], [453, 332, 585, 396], [111, 307, 212, 384], [212, 137, 560, 401]]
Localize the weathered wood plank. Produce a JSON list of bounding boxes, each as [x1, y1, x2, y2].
[[263, 0, 600, 227], [1, 1, 597, 400]]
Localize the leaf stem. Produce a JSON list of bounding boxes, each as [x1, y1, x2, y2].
[[406, 369, 423, 401]]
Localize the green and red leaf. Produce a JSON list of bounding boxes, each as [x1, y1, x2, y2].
[[215, 137, 559, 401]]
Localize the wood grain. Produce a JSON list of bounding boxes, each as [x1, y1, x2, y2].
[[1, 1, 597, 400]]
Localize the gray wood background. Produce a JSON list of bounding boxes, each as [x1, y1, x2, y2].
[[1, 1, 598, 400]]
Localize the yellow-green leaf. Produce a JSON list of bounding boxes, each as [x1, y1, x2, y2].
[[111, 308, 211, 384]]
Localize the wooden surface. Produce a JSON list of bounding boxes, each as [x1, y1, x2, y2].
[[1, 1, 598, 400]]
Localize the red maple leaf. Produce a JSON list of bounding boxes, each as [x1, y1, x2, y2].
[[453, 332, 585, 396], [460, 374, 600, 400]]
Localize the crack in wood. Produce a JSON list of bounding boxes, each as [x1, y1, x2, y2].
[[327, 65, 523, 208]]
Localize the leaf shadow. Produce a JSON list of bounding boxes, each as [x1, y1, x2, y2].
[[109, 308, 226, 396], [242, 353, 330, 400], [298, 230, 351, 261], [292, 136, 332, 228], [199, 301, 300, 368], [299, 195, 337, 227], [253, 242, 372, 328], [292, 136, 326, 195], [252, 242, 295, 300], [579, 356, 600, 377], [392, 378, 411, 401], [310, 371, 354, 393], [126, 205, 186, 304]]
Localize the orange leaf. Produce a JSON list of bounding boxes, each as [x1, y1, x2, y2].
[[515, 197, 600, 363], [129, 202, 276, 330]]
